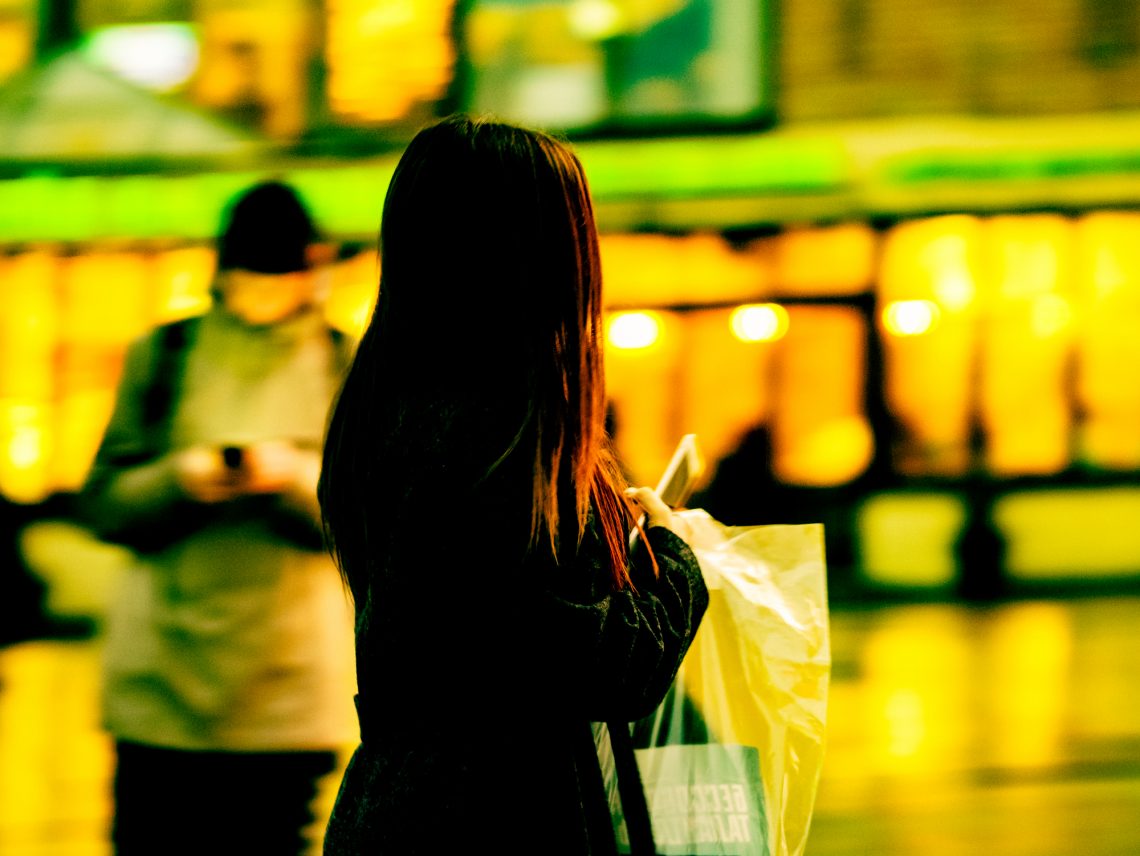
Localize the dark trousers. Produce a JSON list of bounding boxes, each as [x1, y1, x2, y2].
[[113, 740, 337, 856]]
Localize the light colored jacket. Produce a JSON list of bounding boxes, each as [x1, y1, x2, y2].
[[82, 304, 357, 751]]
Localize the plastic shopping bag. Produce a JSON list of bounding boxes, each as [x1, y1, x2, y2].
[[608, 510, 830, 856]]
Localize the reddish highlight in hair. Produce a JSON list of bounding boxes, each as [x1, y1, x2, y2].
[[319, 115, 652, 596]]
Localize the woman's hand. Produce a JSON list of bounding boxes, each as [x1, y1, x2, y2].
[[624, 486, 691, 542]]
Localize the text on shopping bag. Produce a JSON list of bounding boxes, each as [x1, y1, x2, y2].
[[621, 743, 767, 856]]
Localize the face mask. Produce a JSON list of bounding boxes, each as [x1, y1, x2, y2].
[[220, 270, 316, 325]]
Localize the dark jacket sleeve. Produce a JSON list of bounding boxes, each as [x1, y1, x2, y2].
[[78, 334, 204, 548], [528, 525, 708, 722]]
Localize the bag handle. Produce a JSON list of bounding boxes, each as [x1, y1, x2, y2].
[[607, 719, 656, 856]]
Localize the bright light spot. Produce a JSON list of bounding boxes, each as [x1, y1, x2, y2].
[[607, 312, 660, 350], [730, 303, 789, 343], [4, 404, 43, 470], [8, 426, 41, 470], [934, 270, 976, 311], [1030, 294, 1072, 338], [569, 0, 625, 39], [84, 24, 199, 92], [883, 300, 940, 337]]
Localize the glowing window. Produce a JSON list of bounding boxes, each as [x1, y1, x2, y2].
[[772, 305, 872, 486], [1074, 212, 1140, 469]]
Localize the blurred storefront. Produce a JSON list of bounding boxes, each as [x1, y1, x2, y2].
[[5, 0, 1140, 606]]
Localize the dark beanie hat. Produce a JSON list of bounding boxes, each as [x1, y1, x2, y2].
[[217, 181, 318, 274]]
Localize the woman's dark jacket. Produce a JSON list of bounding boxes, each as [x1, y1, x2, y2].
[[323, 447, 708, 854]]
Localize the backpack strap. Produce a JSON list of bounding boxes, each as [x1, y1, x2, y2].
[[138, 314, 350, 448], [327, 325, 356, 377], [140, 316, 202, 445]]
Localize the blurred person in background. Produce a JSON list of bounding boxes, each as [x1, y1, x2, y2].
[[690, 423, 780, 526], [80, 181, 357, 855], [318, 114, 708, 854]]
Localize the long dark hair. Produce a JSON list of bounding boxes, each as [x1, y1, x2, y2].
[[319, 115, 645, 598]]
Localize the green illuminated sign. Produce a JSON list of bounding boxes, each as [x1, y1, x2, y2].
[[0, 134, 849, 242], [884, 148, 1140, 184]]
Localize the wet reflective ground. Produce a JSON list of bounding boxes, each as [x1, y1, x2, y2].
[[811, 596, 1140, 856], [2, 596, 1139, 855]]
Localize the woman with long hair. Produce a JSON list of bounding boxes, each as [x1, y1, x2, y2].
[[319, 114, 708, 854]]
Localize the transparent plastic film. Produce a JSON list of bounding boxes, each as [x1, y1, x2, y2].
[[616, 511, 830, 856]]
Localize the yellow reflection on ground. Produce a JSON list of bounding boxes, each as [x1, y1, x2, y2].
[[813, 597, 1140, 856], [4, 598, 1140, 855], [0, 641, 111, 856], [983, 603, 1072, 770]]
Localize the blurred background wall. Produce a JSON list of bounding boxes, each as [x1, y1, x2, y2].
[[5, 0, 1140, 612]]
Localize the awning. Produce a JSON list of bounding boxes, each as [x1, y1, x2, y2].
[[0, 50, 271, 175]]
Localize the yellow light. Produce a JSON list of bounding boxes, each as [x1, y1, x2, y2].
[[781, 416, 875, 486], [153, 246, 215, 324], [1030, 294, 1072, 339], [919, 232, 977, 310], [1091, 245, 1125, 299], [568, 0, 624, 39], [326, 0, 456, 123], [934, 269, 976, 312], [885, 689, 927, 758], [9, 424, 41, 470], [730, 303, 788, 343], [607, 311, 660, 350], [882, 300, 940, 337], [0, 400, 50, 502], [325, 250, 379, 338]]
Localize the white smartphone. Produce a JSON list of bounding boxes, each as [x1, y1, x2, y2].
[[653, 433, 703, 508], [629, 433, 704, 547]]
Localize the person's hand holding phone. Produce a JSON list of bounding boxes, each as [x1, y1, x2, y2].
[[626, 434, 702, 547], [175, 440, 311, 504], [174, 445, 246, 504], [625, 486, 692, 542]]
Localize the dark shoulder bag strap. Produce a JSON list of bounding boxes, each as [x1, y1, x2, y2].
[[608, 719, 657, 856]]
